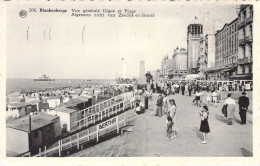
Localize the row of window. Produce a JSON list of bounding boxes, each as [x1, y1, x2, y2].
[[215, 56, 238, 67], [216, 21, 238, 42], [240, 5, 253, 22]]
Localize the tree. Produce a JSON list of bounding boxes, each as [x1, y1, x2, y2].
[[145, 72, 153, 83]]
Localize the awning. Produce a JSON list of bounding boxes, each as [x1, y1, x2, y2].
[[221, 67, 236, 72], [229, 75, 248, 78]]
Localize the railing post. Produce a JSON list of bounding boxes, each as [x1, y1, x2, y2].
[[77, 133, 79, 149], [116, 116, 119, 134], [84, 110, 86, 127], [58, 140, 61, 157], [70, 136, 72, 148], [87, 128, 90, 141], [96, 125, 99, 142], [79, 119, 81, 130], [60, 139, 63, 152], [44, 146, 47, 157], [39, 148, 41, 157], [124, 112, 126, 126]]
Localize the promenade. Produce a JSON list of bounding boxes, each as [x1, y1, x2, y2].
[[71, 91, 253, 157]]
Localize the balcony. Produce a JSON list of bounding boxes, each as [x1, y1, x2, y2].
[[239, 39, 246, 46], [238, 57, 252, 64], [245, 35, 253, 44], [238, 20, 246, 29], [246, 16, 253, 25]]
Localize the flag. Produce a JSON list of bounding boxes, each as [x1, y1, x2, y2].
[[195, 16, 198, 20]]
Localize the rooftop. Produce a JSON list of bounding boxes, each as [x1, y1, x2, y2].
[[54, 106, 78, 114], [7, 112, 58, 132], [7, 102, 33, 108]]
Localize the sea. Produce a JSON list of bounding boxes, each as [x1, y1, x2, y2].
[[6, 78, 115, 94]]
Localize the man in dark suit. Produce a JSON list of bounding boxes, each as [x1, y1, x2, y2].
[[238, 92, 250, 124], [181, 83, 185, 95]]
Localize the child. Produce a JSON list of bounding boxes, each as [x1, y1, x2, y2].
[[166, 116, 174, 141], [206, 91, 212, 106], [199, 105, 210, 144]]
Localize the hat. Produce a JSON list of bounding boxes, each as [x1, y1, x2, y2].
[[242, 91, 247, 95]]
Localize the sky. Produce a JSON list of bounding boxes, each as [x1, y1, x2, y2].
[[6, 4, 238, 79]]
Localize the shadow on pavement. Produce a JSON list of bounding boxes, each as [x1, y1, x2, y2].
[[233, 116, 241, 124], [192, 127, 203, 140], [241, 147, 253, 157], [215, 114, 227, 124], [247, 120, 252, 125]]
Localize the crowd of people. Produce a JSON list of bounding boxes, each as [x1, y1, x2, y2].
[[133, 79, 251, 144]]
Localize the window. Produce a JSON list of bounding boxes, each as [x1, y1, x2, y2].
[[47, 125, 50, 131], [34, 131, 38, 138]]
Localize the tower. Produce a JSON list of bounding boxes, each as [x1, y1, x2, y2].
[[139, 60, 146, 83], [187, 24, 203, 74]]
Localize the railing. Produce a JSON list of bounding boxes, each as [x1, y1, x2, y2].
[[19, 92, 135, 157], [75, 92, 135, 130], [246, 16, 253, 25], [33, 115, 127, 157], [238, 20, 246, 29], [239, 39, 246, 46], [238, 57, 252, 64], [245, 35, 253, 43]]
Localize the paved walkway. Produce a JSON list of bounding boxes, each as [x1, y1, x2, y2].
[[71, 91, 253, 157]]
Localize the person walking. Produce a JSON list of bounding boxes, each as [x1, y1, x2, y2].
[[181, 84, 185, 95], [205, 91, 212, 106], [162, 93, 168, 116], [166, 116, 174, 140], [224, 93, 236, 125], [188, 84, 192, 97], [156, 93, 163, 117], [168, 99, 178, 138], [199, 105, 210, 144], [194, 90, 201, 107], [211, 90, 218, 107], [238, 92, 249, 124], [145, 93, 149, 110]]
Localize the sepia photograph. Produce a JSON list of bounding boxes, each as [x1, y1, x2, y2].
[[1, 2, 256, 159]]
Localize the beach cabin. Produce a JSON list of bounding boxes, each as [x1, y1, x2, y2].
[[6, 112, 60, 156], [47, 96, 92, 132], [6, 102, 38, 119], [45, 96, 62, 109]]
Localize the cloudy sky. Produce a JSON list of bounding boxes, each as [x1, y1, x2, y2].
[[6, 3, 238, 79]]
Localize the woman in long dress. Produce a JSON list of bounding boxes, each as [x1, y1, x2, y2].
[[169, 99, 178, 138]]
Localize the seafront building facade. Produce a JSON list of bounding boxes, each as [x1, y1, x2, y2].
[[207, 18, 239, 80], [161, 56, 169, 79], [236, 5, 253, 80], [160, 48, 188, 79]]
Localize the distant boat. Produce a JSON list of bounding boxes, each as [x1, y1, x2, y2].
[[34, 74, 55, 81]]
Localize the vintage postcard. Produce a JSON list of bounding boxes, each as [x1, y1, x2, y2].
[[0, 0, 259, 165]]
